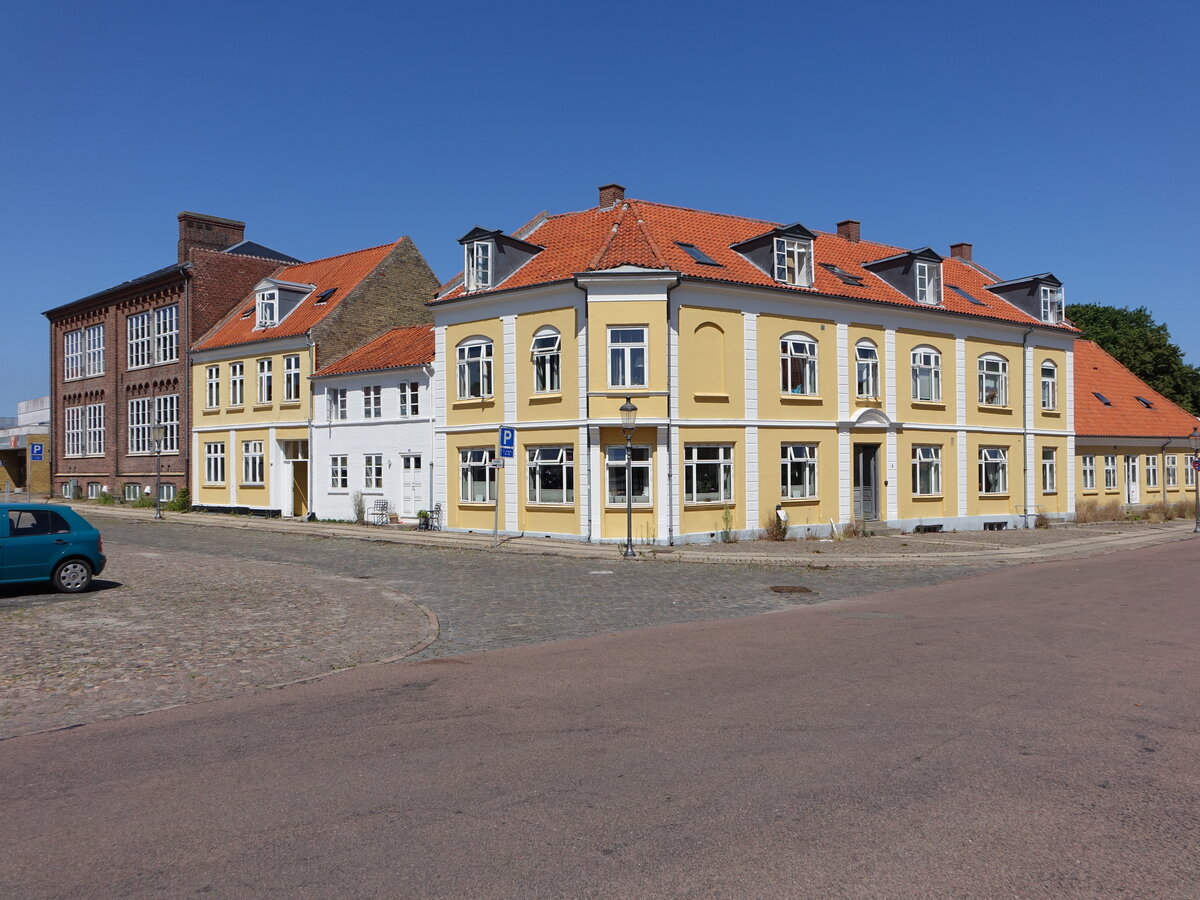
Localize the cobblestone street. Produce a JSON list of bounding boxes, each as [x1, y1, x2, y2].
[[0, 517, 1013, 738]]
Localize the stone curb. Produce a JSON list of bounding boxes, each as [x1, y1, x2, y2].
[[66, 502, 1196, 568]]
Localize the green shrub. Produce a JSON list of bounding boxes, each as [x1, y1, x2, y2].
[[97, 492, 116, 505], [133, 494, 156, 508], [166, 487, 191, 512], [762, 512, 789, 541]]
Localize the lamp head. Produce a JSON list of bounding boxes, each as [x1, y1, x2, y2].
[[619, 397, 638, 434]]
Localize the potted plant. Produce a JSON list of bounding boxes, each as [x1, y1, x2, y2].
[[417, 509, 430, 531]]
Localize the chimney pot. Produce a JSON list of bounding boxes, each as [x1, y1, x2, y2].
[[177, 211, 246, 263], [950, 242, 973, 261], [837, 219, 861, 242], [598, 183, 626, 209]]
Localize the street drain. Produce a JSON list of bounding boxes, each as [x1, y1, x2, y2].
[[770, 585, 814, 594]]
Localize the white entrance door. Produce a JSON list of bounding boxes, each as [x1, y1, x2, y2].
[[1124, 455, 1140, 504], [400, 454, 424, 516]]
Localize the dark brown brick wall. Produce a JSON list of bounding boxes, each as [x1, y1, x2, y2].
[[186, 248, 283, 343], [177, 212, 245, 264], [312, 237, 439, 370]]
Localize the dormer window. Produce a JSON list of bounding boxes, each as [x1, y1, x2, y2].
[[1040, 285, 1064, 323], [915, 261, 942, 305], [773, 237, 812, 287], [256, 291, 278, 327], [465, 240, 492, 291]]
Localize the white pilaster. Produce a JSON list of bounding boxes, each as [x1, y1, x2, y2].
[[743, 312, 758, 421], [268, 426, 278, 512], [668, 303, 680, 420], [885, 428, 898, 522], [589, 426, 603, 541], [656, 425, 670, 543], [1066, 434, 1076, 516], [744, 425, 759, 532], [838, 426, 851, 522], [836, 323, 850, 422], [578, 424, 590, 539], [669, 423, 681, 540], [502, 315, 517, 423], [955, 337, 967, 427], [957, 430, 969, 518], [228, 429, 237, 506], [433, 326, 448, 514], [190, 429, 200, 498], [884, 328, 897, 420]]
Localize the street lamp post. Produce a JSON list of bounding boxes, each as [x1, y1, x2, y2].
[[1189, 427, 1200, 534], [152, 423, 166, 520], [619, 397, 638, 559]]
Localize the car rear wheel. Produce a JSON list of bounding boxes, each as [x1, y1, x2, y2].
[[53, 559, 93, 593]]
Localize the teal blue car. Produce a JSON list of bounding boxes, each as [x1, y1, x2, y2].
[[0, 504, 106, 593]]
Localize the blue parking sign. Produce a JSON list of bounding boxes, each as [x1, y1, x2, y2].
[[499, 427, 515, 459], [30, 443, 44, 461]]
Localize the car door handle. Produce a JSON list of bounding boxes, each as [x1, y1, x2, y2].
[[54, 539, 68, 545]]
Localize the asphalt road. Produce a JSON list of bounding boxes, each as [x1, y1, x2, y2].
[[2, 539, 1198, 898]]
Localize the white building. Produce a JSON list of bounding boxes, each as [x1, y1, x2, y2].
[[310, 326, 435, 522]]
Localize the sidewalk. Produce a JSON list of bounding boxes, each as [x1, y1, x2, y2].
[[65, 501, 1197, 567]]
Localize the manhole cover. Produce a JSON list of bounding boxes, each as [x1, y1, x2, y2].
[[770, 585, 814, 594]]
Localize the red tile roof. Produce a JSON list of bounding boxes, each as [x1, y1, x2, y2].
[[435, 198, 1072, 329], [195, 240, 403, 351], [314, 325, 433, 377], [1074, 340, 1199, 438]]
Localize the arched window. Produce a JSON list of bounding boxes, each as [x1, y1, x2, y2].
[[855, 340, 879, 399], [1040, 360, 1057, 410], [530, 327, 560, 394], [456, 337, 493, 399], [978, 354, 1008, 406], [694, 322, 725, 394], [911, 346, 942, 402], [780, 333, 817, 395]]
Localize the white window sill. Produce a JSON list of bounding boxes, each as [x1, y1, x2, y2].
[[912, 494, 943, 501], [911, 400, 945, 408], [780, 394, 822, 403], [684, 501, 736, 508]]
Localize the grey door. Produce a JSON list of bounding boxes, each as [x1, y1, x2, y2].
[[854, 445, 879, 521]]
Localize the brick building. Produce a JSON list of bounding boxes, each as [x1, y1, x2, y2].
[[0, 396, 51, 495], [44, 212, 299, 502]]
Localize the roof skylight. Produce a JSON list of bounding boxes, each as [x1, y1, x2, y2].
[[315, 288, 336, 304], [1093, 392, 1113, 406], [1136, 396, 1154, 408], [818, 262, 864, 286], [947, 285, 987, 307], [674, 242, 722, 267]]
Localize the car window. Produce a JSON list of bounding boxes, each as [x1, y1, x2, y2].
[[7, 510, 72, 537]]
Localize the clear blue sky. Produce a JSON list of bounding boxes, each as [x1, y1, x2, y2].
[[3, 0, 1197, 414]]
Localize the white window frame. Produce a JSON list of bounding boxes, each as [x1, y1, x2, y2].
[[242, 441, 265, 485], [364, 454, 384, 490], [155, 394, 179, 452], [773, 237, 813, 287], [1145, 454, 1158, 488], [915, 261, 942, 305], [1040, 286, 1063, 324], [526, 446, 575, 505], [205, 442, 226, 484], [85, 403, 105, 455], [284, 355, 301, 402], [87, 482, 101, 500], [256, 291, 278, 328], [460, 448, 497, 503], [978, 355, 1009, 406], [605, 445, 651, 506], [1041, 447, 1057, 493], [1040, 361, 1058, 411], [910, 347, 942, 402], [1104, 455, 1118, 490], [229, 362, 245, 407], [363, 385, 383, 419], [532, 327, 562, 394], [457, 339, 494, 399], [780, 333, 818, 395], [330, 455, 348, 489], [684, 444, 734, 504], [206, 365, 220, 409], [328, 387, 347, 421], [124, 483, 142, 501], [855, 340, 879, 399], [781, 444, 818, 499], [399, 382, 420, 417], [85, 324, 105, 376], [64, 330, 84, 380], [913, 445, 942, 496], [1186, 456, 1197, 487], [608, 327, 647, 389], [1166, 455, 1178, 488], [64, 405, 84, 457], [127, 312, 152, 369], [158, 483, 177, 503], [256, 358, 272, 404], [465, 240, 493, 291], [1082, 455, 1096, 491], [128, 398, 153, 454], [154, 305, 179, 363], [979, 447, 1008, 495]]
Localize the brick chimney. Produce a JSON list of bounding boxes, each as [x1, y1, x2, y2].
[[837, 219, 861, 242], [598, 183, 626, 209], [177, 211, 246, 262], [949, 242, 973, 262]]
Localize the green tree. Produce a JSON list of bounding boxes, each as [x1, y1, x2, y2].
[[1066, 303, 1200, 415]]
